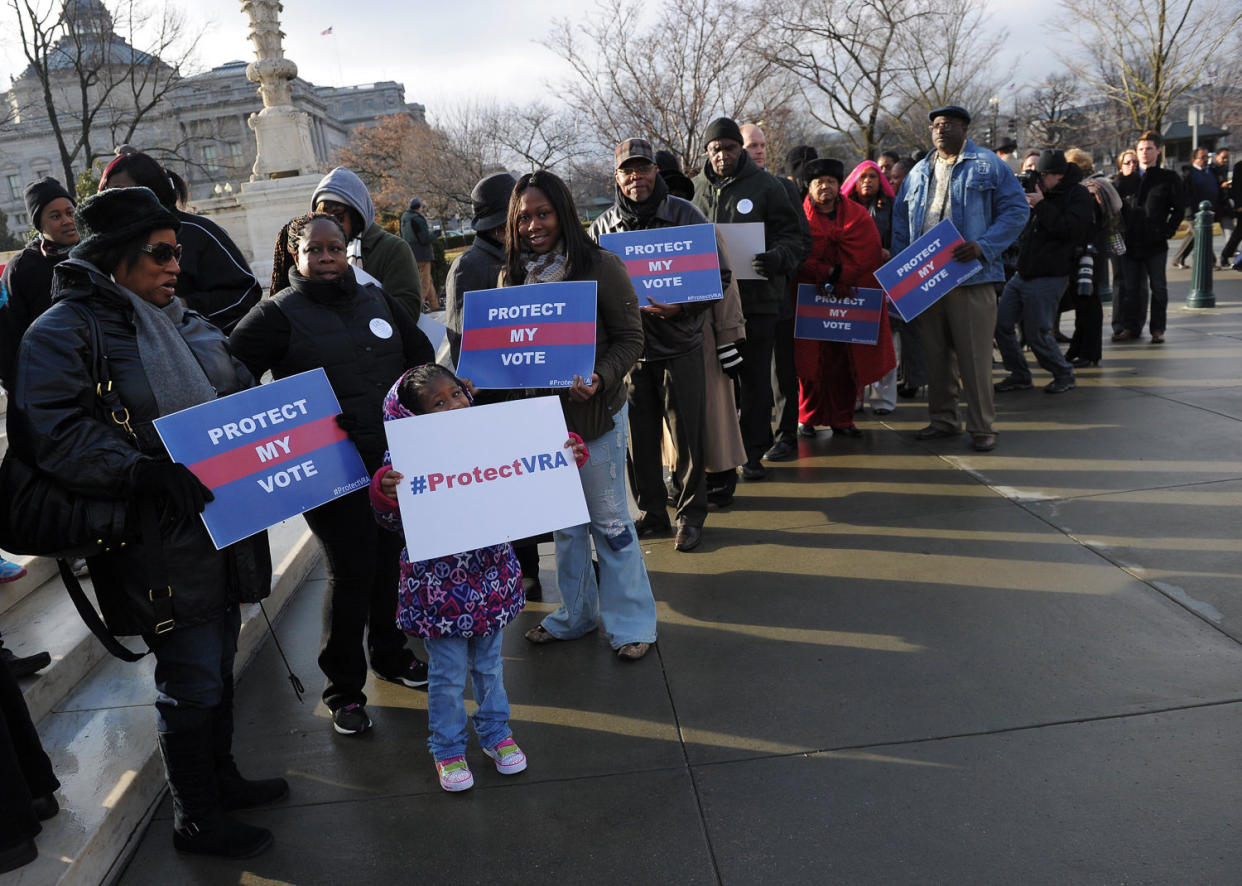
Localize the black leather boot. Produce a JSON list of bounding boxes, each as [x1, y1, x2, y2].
[[158, 728, 273, 858], [213, 675, 289, 810]]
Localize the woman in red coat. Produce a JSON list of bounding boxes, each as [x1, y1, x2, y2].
[[794, 158, 895, 436]]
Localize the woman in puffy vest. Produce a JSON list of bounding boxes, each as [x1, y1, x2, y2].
[[228, 212, 433, 737]]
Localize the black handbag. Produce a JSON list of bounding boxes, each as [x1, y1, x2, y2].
[[0, 302, 134, 559]]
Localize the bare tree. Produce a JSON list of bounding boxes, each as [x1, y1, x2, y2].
[[544, 0, 791, 171], [1020, 73, 1092, 148], [1055, 0, 1242, 134], [486, 101, 589, 172], [8, 0, 202, 187]]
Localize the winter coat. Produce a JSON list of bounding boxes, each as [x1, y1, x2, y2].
[[444, 233, 505, 365], [700, 276, 747, 474], [370, 379, 523, 640], [0, 241, 67, 393], [1181, 165, 1219, 215], [174, 211, 262, 334], [1015, 165, 1095, 279], [589, 193, 723, 361], [502, 249, 644, 442], [1116, 165, 1186, 258], [799, 195, 895, 387], [692, 151, 810, 317], [312, 166, 423, 319], [8, 259, 271, 635], [892, 139, 1029, 284], [400, 209, 434, 263], [228, 269, 435, 472]]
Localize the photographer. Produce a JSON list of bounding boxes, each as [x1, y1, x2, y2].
[[994, 150, 1094, 394]]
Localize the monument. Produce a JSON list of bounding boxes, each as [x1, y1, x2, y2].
[[192, 0, 325, 287]]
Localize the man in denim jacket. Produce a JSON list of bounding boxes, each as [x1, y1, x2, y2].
[[891, 105, 1028, 452]]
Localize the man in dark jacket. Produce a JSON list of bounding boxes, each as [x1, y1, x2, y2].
[[994, 150, 1094, 394], [1113, 131, 1186, 342], [693, 116, 808, 483], [444, 173, 515, 365], [1172, 147, 1220, 268], [400, 198, 437, 310], [591, 138, 722, 553], [0, 177, 78, 393]]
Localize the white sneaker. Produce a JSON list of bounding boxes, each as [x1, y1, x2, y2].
[[482, 737, 527, 775]]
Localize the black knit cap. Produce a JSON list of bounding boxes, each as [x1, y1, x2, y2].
[[804, 158, 845, 184], [70, 186, 180, 264], [785, 145, 818, 178], [24, 176, 74, 232], [703, 117, 743, 148]]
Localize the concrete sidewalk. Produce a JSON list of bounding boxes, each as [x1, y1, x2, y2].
[[118, 270, 1242, 885]]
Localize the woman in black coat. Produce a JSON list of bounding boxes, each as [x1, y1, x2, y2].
[[229, 213, 434, 737], [8, 187, 282, 859]]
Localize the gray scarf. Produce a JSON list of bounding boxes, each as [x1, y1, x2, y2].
[[522, 241, 568, 283], [114, 284, 218, 416]]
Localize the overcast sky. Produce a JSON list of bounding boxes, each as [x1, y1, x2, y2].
[[0, 0, 1051, 121]]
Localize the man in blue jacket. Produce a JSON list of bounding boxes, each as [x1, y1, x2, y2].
[[891, 105, 1028, 452]]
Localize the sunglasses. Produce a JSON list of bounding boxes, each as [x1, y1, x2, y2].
[[140, 242, 183, 265]]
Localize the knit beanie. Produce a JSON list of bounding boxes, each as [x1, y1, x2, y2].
[[785, 145, 818, 180], [703, 117, 743, 148], [70, 187, 181, 265], [24, 177, 74, 232]]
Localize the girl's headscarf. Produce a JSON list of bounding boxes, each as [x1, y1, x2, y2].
[[841, 160, 895, 201]]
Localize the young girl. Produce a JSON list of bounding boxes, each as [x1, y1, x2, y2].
[[370, 364, 587, 791]]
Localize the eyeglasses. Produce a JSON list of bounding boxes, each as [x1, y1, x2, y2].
[[929, 122, 962, 131], [141, 242, 183, 265], [618, 162, 656, 178]]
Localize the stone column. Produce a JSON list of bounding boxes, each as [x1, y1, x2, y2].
[[240, 0, 317, 180]]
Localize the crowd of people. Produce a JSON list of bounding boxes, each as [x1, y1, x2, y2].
[[0, 102, 1234, 869]]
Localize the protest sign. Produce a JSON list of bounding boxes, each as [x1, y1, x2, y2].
[[597, 223, 723, 306], [153, 368, 367, 549], [793, 285, 884, 345], [456, 281, 596, 389], [875, 219, 982, 322], [715, 222, 767, 280], [385, 396, 589, 562]]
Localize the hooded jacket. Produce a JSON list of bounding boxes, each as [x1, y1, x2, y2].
[[369, 376, 524, 640], [313, 167, 423, 318], [8, 258, 271, 635], [692, 150, 810, 316], [444, 233, 505, 364], [174, 210, 262, 334], [1015, 164, 1095, 279], [0, 240, 69, 392], [400, 208, 434, 262]]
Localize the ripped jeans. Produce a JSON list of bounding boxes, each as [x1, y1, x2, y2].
[[544, 402, 658, 649]]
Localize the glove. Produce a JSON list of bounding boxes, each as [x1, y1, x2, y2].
[[716, 341, 743, 379], [335, 412, 363, 447], [751, 249, 782, 279], [133, 461, 214, 519], [825, 263, 842, 286]]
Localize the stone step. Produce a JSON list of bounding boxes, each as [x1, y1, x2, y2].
[[6, 517, 320, 886], [0, 554, 58, 620]]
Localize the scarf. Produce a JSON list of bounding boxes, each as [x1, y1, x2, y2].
[[522, 240, 568, 283], [113, 282, 218, 417], [614, 173, 669, 228], [40, 238, 73, 260]]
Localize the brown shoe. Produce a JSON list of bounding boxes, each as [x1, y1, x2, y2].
[[616, 642, 650, 661], [1110, 330, 1137, 342], [915, 424, 960, 440], [674, 524, 701, 552], [971, 434, 997, 452], [524, 625, 560, 644]]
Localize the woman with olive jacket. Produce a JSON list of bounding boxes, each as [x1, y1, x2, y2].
[[500, 171, 656, 661], [7, 187, 280, 859]]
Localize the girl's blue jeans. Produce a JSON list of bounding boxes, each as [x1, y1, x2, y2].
[[423, 631, 511, 761]]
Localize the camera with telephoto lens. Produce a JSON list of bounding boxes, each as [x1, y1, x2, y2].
[[1076, 245, 1096, 296], [1018, 169, 1041, 194]]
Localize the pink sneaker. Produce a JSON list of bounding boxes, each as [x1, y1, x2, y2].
[[435, 755, 474, 792], [482, 736, 527, 775]]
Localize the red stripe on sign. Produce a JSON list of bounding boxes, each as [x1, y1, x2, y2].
[[188, 415, 347, 488], [798, 304, 882, 323], [462, 321, 596, 351], [888, 240, 963, 301], [623, 253, 719, 276]]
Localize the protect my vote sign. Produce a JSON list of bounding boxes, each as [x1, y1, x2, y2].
[[385, 396, 590, 563], [875, 219, 982, 322], [153, 368, 367, 549], [456, 281, 597, 389], [597, 223, 723, 306], [793, 285, 883, 345]]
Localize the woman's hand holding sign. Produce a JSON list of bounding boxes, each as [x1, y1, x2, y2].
[[569, 373, 600, 402]]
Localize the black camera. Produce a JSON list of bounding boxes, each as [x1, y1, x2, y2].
[[1018, 169, 1041, 194]]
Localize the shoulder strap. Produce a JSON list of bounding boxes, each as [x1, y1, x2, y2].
[[57, 559, 147, 662]]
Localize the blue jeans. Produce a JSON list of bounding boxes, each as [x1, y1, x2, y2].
[[995, 274, 1074, 383], [424, 631, 510, 761], [546, 402, 658, 649], [145, 605, 240, 733]]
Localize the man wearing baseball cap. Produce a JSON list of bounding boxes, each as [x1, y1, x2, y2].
[[591, 138, 725, 552], [890, 104, 1028, 452]]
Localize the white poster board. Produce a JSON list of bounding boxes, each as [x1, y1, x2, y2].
[[715, 222, 768, 280], [384, 396, 589, 562]]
